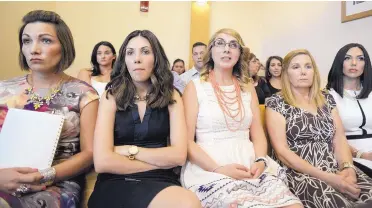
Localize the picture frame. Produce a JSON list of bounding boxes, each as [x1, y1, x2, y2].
[[341, 1, 372, 23]]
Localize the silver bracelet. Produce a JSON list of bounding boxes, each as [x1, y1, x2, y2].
[[212, 165, 223, 172], [39, 167, 56, 186]]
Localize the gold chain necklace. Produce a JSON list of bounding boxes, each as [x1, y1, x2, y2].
[[134, 93, 149, 101], [25, 75, 64, 110]]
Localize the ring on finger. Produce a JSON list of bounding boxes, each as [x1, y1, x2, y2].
[[19, 184, 31, 194], [11, 184, 31, 197]]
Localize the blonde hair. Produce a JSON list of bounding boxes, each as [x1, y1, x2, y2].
[[281, 49, 325, 107], [200, 28, 251, 90]]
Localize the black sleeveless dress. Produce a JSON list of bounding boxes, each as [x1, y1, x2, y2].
[[88, 105, 180, 208], [267, 81, 281, 95], [255, 77, 271, 104]]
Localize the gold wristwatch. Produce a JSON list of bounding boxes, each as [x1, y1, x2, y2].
[[128, 145, 139, 160], [340, 162, 356, 172]]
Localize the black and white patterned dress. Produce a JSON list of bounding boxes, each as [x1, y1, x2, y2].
[[266, 92, 372, 208]]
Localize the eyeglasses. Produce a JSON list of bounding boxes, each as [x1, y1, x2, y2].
[[213, 38, 241, 49]]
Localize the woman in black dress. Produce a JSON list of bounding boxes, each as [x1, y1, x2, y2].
[[265, 56, 283, 95], [265, 49, 372, 208], [88, 30, 201, 208]]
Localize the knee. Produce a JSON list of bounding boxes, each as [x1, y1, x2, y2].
[[288, 203, 304, 208], [178, 191, 201, 208]]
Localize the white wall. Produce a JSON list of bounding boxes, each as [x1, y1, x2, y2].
[[0, 2, 191, 80], [0, 2, 56, 80], [210, 1, 372, 85], [210, 2, 263, 57], [56, 2, 191, 77], [1, 2, 371, 83], [260, 1, 372, 86]]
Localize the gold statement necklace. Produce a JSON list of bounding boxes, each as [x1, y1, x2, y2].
[[25, 74, 64, 110]]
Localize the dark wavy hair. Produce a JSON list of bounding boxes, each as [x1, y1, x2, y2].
[[326, 43, 372, 99], [106, 30, 175, 110], [265, 56, 283, 81], [171, 58, 184, 71], [91, 41, 116, 76], [19, 10, 75, 73]]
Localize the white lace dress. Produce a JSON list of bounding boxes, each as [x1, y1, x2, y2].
[[181, 79, 301, 208]]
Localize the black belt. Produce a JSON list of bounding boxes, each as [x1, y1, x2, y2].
[[346, 134, 372, 140]]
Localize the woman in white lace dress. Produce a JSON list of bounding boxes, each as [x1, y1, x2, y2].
[[180, 28, 302, 208]]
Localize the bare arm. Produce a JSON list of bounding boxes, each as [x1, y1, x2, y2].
[[331, 108, 353, 166], [183, 82, 220, 172], [93, 92, 158, 174], [247, 83, 267, 158], [266, 107, 329, 181], [53, 99, 99, 182], [115, 90, 187, 168], [349, 144, 371, 159], [77, 69, 92, 85]]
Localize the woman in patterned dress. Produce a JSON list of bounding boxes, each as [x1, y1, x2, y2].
[[265, 49, 372, 208], [0, 10, 99, 207], [180, 28, 302, 208]]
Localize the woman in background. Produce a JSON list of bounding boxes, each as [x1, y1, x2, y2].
[[78, 41, 116, 98], [265, 56, 283, 95], [171, 59, 186, 93], [246, 51, 270, 104], [171, 58, 185, 75]]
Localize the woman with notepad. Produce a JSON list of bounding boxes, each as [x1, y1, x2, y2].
[[0, 10, 99, 207]]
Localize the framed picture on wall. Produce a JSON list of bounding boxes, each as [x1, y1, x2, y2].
[[341, 1, 372, 23]]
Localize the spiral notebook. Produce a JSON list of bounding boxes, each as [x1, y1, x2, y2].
[[0, 108, 64, 169]]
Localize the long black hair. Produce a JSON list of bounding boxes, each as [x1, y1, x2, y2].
[[91, 41, 116, 76], [326, 43, 372, 99], [265, 56, 283, 81], [106, 30, 174, 110]]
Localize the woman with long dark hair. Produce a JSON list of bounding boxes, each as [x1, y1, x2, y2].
[[326, 43, 372, 177], [78, 41, 116, 97], [88, 30, 201, 208], [265, 56, 283, 95]]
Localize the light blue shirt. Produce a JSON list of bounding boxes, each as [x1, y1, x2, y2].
[[172, 71, 186, 94], [180, 67, 200, 86]]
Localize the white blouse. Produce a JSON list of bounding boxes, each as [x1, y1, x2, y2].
[[329, 88, 372, 153], [91, 78, 107, 99]]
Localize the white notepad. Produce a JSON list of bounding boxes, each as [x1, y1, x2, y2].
[[0, 108, 64, 169]]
